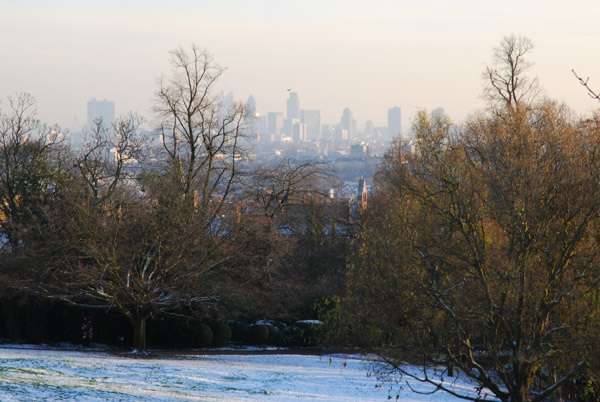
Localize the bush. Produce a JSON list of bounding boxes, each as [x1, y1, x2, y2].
[[248, 324, 270, 345], [197, 324, 213, 347], [211, 323, 232, 347], [295, 320, 323, 346], [267, 324, 278, 345], [229, 321, 249, 342]]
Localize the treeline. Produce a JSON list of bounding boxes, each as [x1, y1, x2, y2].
[[0, 46, 351, 351]]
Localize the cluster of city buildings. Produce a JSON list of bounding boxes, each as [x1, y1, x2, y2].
[[245, 91, 408, 161], [81, 95, 445, 205]]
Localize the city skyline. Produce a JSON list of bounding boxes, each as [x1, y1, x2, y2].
[[2, 1, 600, 133]]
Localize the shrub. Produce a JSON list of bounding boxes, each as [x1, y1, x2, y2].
[[295, 320, 323, 346], [267, 324, 278, 345], [211, 323, 232, 347], [197, 324, 213, 347], [229, 321, 249, 342], [248, 324, 270, 345]]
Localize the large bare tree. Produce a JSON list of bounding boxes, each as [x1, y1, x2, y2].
[[43, 46, 249, 351], [155, 45, 247, 214], [51, 174, 227, 351]]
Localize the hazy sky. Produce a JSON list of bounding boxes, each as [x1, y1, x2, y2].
[[2, 0, 600, 133]]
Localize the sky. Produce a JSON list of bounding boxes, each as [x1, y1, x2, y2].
[[2, 0, 600, 134]]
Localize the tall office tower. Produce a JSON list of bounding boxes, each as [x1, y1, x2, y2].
[[283, 92, 300, 137], [387, 106, 402, 139], [286, 92, 300, 120], [87, 98, 115, 127], [267, 112, 283, 142], [292, 122, 307, 143], [341, 107, 354, 142], [300, 109, 321, 141], [246, 95, 258, 117], [245, 95, 261, 142], [256, 115, 267, 143], [364, 120, 374, 137], [321, 124, 332, 139], [219, 91, 235, 123]]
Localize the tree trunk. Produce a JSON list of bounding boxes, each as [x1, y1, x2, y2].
[[130, 314, 148, 351], [511, 366, 533, 402]]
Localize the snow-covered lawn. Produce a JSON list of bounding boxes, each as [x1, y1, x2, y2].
[[0, 345, 493, 401]]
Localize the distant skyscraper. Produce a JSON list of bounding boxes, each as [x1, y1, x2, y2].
[[286, 92, 300, 120], [292, 122, 307, 143], [219, 91, 235, 123], [321, 124, 333, 139], [300, 109, 321, 140], [283, 92, 300, 137], [341, 107, 354, 142], [364, 120, 374, 137], [245, 95, 262, 142], [267, 112, 283, 142], [246, 95, 258, 117], [256, 115, 267, 143], [87, 98, 115, 127], [387, 106, 402, 139]]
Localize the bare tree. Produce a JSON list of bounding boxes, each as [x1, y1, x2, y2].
[[42, 47, 249, 351], [75, 113, 145, 204], [246, 159, 337, 232], [0, 94, 69, 342], [48, 176, 228, 351], [155, 45, 248, 214], [0, 93, 64, 252], [483, 34, 541, 110]]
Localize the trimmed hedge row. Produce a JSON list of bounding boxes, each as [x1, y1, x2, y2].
[[230, 320, 323, 347]]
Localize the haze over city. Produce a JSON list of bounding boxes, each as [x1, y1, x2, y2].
[[2, 0, 600, 135]]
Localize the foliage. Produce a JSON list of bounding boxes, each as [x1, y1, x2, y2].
[[0, 93, 66, 254], [211, 322, 232, 347], [197, 324, 213, 347], [248, 324, 270, 345], [344, 104, 600, 402]]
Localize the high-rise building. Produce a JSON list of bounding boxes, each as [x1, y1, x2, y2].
[[364, 120, 374, 137], [256, 115, 267, 143], [300, 109, 321, 141], [387, 106, 402, 139], [87, 98, 115, 127], [341, 107, 354, 142], [283, 92, 300, 138], [286, 92, 300, 120], [267, 112, 283, 142], [246, 95, 261, 142], [246, 95, 258, 117], [292, 122, 307, 143], [321, 124, 333, 140]]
